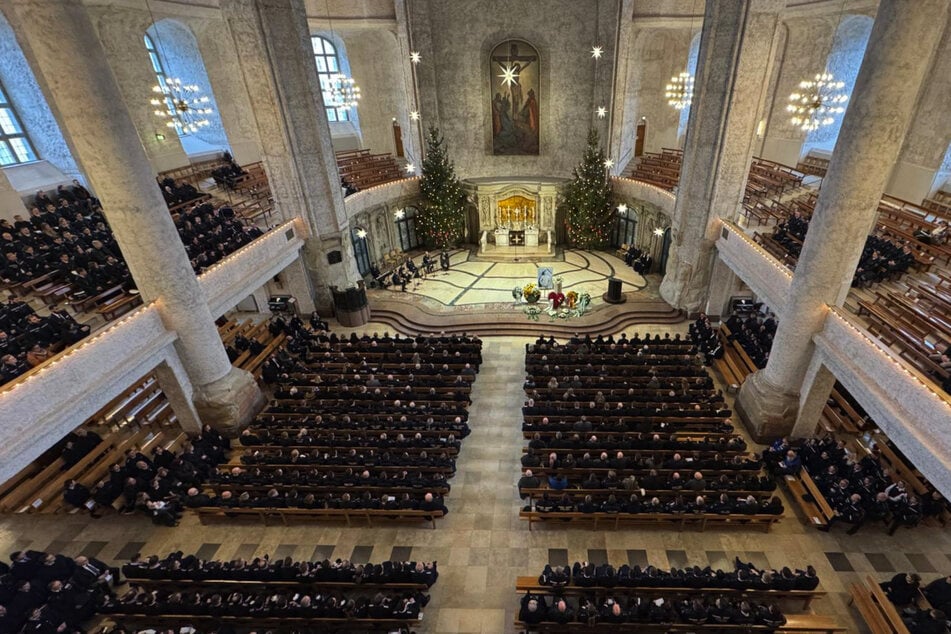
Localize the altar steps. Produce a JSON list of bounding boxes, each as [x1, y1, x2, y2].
[[368, 297, 684, 337]]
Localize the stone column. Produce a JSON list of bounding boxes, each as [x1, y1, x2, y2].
[[193, 18, 263, 166], [659, 0, 784, 313], [704, 256, 743, 320], [220, 0, 362, 315], [6, 0, 262, 434], [736, 0, 950, 441]]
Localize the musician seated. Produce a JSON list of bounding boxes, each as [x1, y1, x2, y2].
[[422, 253, 434, 274], [406, 258, 420, 278]]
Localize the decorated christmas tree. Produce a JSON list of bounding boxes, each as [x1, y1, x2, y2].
[[418, 127, 467, 248], [558, 129, 614, 249]]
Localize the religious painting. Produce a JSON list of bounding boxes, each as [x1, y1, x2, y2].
[[490, 40, 539, 155]]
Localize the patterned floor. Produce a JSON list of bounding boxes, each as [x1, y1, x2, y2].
[[382, 249, 647, 306], [1, 323, 948, 633]]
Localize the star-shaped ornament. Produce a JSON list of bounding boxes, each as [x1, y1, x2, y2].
[[617, 203, 628, 213], [591, 46, 603, 59], [604, 159, 614, 168], [596, 106, 607, 119], [405, 164, 416, 174], [498, 65, 520, 87], [409, 51, 421, 64], [409, 111, 420, 121]]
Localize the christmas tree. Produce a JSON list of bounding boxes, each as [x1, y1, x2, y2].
[[558, 129, 614, 249], [418, 126, 467, 248]]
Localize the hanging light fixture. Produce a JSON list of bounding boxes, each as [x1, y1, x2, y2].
[[666, 0, 700, 112], [665, 72, 695, 111], [324, 0, 361, 112], [787, 0, 849, 132], [145, 0, 214, 135], [786, 73, 848, 132], [151, 79, 213, 134]]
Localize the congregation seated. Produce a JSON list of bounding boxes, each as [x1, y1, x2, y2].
[[528, 491, 783, 515], [622, 243, 653, 274], [0, 549, 119, 634], [877, 572, 951, 634], [538, 558, 819, 591], [689, 313, 721, 364], [518, 591, 787, 628], [64, 424, 229, 525], [724, 306, 777, 369], [101, 584, 427, 620], [174, 201, 265, 274], [204, 328, 480, 524], [209, 152, 248, 190], [0, 296, 91, 384], [765, 436, 948, 534], [770, 211, 916, 286], [158, 176, 202, 206], [122, 551, 438, 587]]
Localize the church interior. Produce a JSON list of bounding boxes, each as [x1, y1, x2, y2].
[[1, 0, 951, 632]]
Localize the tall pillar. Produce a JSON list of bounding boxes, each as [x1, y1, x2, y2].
[[704, 256, 743, 320], [736, 0, 950, 441], [220, 0, 362, 316], [659, 0, 784, 313], [7, 0, 262, 434]]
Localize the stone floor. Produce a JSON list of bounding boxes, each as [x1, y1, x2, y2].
[[1, 321, 949, 633], [377, 248, 646, 307]]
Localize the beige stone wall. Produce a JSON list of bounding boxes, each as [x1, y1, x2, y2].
[[407, 0, 620, 179]]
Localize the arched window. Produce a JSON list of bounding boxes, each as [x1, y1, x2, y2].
[[144, 33, 182, 137], [395, 206, 421, 251], [0, 78, 38, 165], [312, 36, 350, 122], [802, 15, 873, 155], [351, 227, 370, 276]]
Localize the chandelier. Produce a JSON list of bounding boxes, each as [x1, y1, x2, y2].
[[151, 79, 213, 135], [665, 71, 694, 111], [787, 72, 848, 132], [330, 73, 361, 109]]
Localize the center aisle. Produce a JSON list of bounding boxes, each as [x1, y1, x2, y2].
[[427, 336, 535, 632]]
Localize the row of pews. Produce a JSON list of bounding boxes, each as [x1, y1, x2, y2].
[[518, 335, 784, 533], [628, 151, 805, 210], [0, 372, 182, 514], [336, 149, 404, 191], [514, 562, 844, 632]]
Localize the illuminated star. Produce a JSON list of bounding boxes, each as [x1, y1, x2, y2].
[[591, 45, 603, 59], [498, 65, 520, 87], [409, 51, 421, 64], [604, 159, 614, 168], [405, 163, 416, 174], [394, 209, 406, 220], [596, 106, 607, 118], [617, 203, 627, 213], [409, 110, 420, 121]]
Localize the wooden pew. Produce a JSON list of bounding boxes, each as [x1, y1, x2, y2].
[[782, 470, 835, 529], [518, 510, 781, 533], [514, 577, 825, 611], [515, 615, 845, 632], [194, 506, 445, 528], [848, 575, 911, 634]]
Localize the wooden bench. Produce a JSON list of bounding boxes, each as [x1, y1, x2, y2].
[[515, 614, 845, 632], [519, 510, 781, 532], [783, 469, 835, 529], [96, 292, 142, 321], [848, 575, 911, 634], [125, 576, 429, 592], [107, 614, 418, 631], [514, 577, 825, 610], [194, 506, 445, 528]]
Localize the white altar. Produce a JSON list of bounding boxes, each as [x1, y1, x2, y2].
[[463, 176, 565, 250]]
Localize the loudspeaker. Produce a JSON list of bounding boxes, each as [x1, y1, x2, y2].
[[607, 278, 622, 301], [327, 250, 343, 265], [602, 277, 626, 305]]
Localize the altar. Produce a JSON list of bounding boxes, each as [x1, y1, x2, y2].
[[463, 176, 565, 252]]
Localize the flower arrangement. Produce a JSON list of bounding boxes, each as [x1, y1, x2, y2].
[[512, 286, 523, 301], [548, 291, 566, 309], [523, 283, 541, 303], [566, 290, 578, 308], [524, 306, 542, 321]]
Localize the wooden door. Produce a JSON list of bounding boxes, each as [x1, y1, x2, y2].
[[635, 120, 646, 157], [392, 120, 405, 158]]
